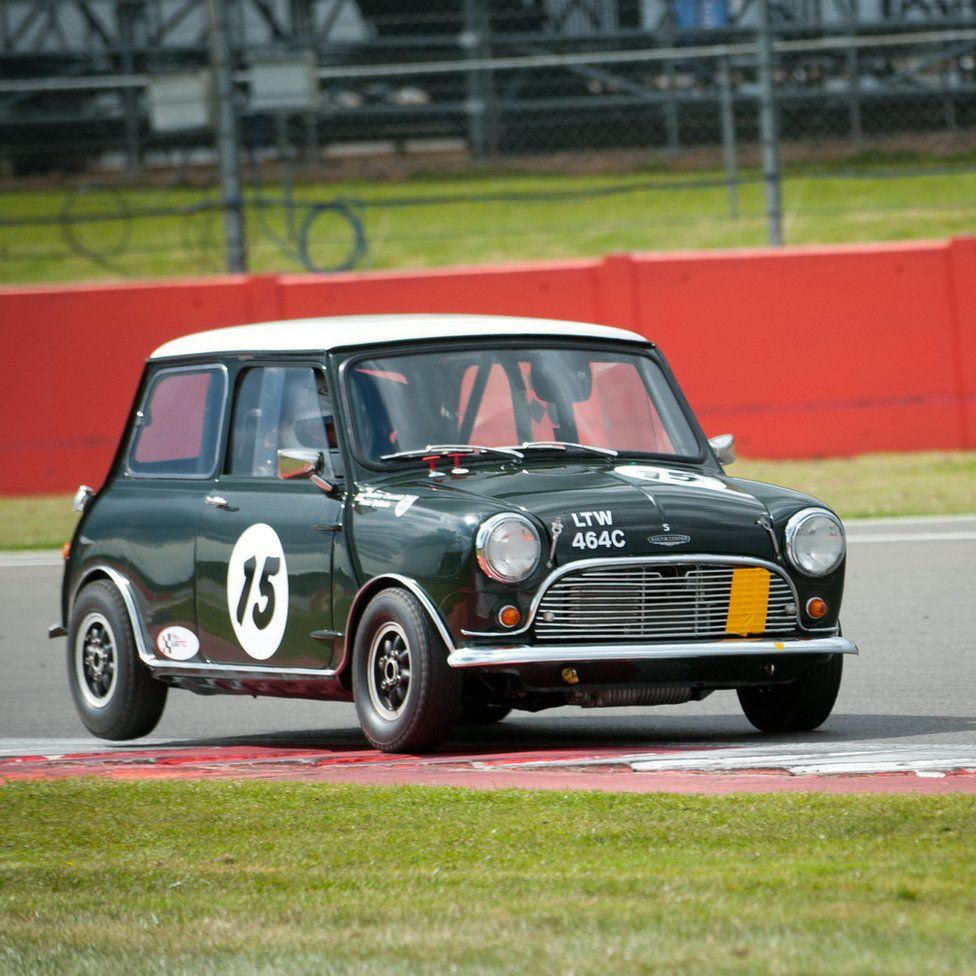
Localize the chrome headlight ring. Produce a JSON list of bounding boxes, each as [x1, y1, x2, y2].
[[475, 513, 542, 584], [784, 508, 846, 577]]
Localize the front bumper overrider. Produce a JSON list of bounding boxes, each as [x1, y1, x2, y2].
[[447, 635, 858, 669]]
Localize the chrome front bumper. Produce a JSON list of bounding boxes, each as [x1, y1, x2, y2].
[[447, 635, 858, 669]]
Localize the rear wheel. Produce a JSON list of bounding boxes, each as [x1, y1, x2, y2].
[[738, 654, 843, 733], [67, 580, 167, 740], [352, 589, 461, 753]]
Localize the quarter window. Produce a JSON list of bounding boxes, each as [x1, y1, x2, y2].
[[127, 367, 224, 478]]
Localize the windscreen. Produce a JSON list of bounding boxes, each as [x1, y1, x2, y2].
[[346, 346, 701, 463]]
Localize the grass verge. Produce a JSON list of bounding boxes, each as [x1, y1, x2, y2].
[[0, 494, 78, 551], [2, 780, 975, 976], [3, 166, 976, 283], [734, 451, 976, 521], [1, 451, 972, 551]]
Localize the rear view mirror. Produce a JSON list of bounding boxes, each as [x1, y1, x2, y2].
[[529, 354, 593, 403]]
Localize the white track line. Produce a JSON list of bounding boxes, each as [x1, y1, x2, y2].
[[845, 514, 976, 526], [0, 551, 62, 568], [628, 746, 976, 776], [507, 744, 976, 776], [847, 531, 976, 543], [0, 737, 180, 759]]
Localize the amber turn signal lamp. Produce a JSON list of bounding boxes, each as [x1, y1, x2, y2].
[[805, 597, 828, 620], [498, 605, 521, 628], [62, 542, 71, 562]]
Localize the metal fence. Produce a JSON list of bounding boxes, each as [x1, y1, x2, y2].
[[2, 0, 974, 278]]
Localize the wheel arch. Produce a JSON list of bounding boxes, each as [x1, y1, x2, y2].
[[70, 565, 154, 667], [338, 574, 456, 687]]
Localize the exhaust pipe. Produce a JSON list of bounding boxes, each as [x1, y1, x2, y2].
[[568, 687, 693, 708]]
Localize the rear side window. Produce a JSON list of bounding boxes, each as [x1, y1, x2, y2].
[[127, 366, 225, 478]]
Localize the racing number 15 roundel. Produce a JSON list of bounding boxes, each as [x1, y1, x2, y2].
[[226, 523, 289, 660]]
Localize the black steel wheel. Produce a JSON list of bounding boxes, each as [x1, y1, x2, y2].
[[738, 654, 843, 733], [352, 588, 461, 753], [67, 580, 167, 740]]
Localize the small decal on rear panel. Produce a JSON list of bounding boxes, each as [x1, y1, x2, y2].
[[157, 626, 200, 661]]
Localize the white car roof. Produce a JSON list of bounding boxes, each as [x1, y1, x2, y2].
[[149, 314, 649, 360]]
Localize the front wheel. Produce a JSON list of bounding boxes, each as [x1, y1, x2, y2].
[[352, 589, 462, 753], [67, 580, 168, 740], [738, 654, 843, 733]]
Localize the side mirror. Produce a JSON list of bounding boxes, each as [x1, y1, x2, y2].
[[72, 484, 94, 513], [277, 449, 334, 493], [708, 433, 736, 466]]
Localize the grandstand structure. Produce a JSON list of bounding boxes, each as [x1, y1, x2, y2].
[[1, 0, 974, 174]]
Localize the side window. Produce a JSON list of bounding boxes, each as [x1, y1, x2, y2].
[[228, 366, 337, 478], [128, 367, 224, 478]]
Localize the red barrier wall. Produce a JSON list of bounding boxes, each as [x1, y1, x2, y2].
[[2, 237, 974, 495]]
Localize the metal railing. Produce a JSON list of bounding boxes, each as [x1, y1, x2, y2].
[[1, 0, 973, 275]]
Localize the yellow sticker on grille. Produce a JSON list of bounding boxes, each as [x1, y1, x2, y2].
[[725, 568, 770, 636]]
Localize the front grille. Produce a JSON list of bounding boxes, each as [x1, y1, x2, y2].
[[533, 562, 798, 642]]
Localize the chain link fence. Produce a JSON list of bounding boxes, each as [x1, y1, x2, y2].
[[1, 0, 974, 280]]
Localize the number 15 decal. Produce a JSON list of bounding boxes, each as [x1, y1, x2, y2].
[[227, 524, 289, 660]]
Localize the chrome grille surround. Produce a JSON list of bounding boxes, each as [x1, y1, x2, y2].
[[533, 558, 799, 643]]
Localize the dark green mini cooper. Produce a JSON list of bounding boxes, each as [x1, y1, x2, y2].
[[55, 314, 857, 752]]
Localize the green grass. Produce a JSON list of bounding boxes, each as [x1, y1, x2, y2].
[[734, 451, 976, 520], [1, 451, 973, 550], [2, 780, 975, 976], [2, 166, 975, 283], [0, 494, 78, 551]]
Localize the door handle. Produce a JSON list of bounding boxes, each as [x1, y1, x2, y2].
[[205, 495, 229, 509]]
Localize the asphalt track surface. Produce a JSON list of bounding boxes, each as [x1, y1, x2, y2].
[[2, 515, 975, 791]]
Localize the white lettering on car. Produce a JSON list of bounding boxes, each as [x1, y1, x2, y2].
[[356, 488, 419, 517], [570, 527, 627, 551], [570, 510, 614, 528], [226, 523, 289, 660], [568, 511, 626, 549]]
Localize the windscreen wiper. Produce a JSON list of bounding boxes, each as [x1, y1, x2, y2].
[[380, 444, 524, 462], [505, 440, 618, 458]]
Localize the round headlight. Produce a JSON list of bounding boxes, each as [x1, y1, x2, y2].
[[476, 513, 541, 583], [785, 508, 845, 577]]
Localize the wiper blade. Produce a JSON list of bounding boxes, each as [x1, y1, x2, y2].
[[380, 444, 524, 462], [507, 441, 618, 458]]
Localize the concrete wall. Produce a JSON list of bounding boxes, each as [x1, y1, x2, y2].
[[2, 236, 974, 494]]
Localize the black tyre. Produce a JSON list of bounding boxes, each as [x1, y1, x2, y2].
[[67, 580, 168, 740], [352, 588, 462, 753], [457, 702, 512, 726], [738, 654, 843, 733]]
